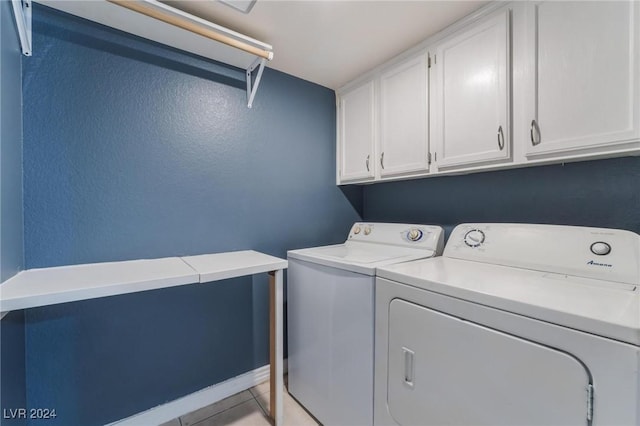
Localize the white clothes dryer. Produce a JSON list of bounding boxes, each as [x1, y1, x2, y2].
[[288, 222, 444, 426], [375, 223, 640, 426]]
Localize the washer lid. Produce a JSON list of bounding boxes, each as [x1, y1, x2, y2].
[[377, 257, 640, 345], [288, 242, 436, 276], [309, 245, 408, 263]]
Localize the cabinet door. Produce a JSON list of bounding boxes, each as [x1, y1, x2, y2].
[[379, 54, 429, 177], [524, 1, 640, 157], [433, 10, 511, 169], [338, 81, 375, 183]]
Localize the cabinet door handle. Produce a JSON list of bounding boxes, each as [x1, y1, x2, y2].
[[530, 119, 541, 146], [365, 155, 370, 172], [402, 347, 415, 388], [497, 125, 505, 151], [380, 152, 385, 169]]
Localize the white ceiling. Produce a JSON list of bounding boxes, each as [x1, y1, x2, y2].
[[38, 0, 489, 90], [165, 0, 489, 89]]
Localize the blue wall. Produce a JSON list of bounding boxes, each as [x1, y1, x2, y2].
[[363, 157, 640, 237], [0, 0, 26, 424], [0, 311, 25, 426], [22, 5, 360, 425]]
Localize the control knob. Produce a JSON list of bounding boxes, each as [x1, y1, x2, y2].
[[464, 229, 485, 248], [353, 226, 361, 235], [364, 226, 372, 235], [407, 228, 423, 242]]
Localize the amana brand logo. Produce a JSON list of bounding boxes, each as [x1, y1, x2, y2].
[[587, 260, 613, 268]]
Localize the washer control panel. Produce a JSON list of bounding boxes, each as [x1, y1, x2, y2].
[[445, 223, 640, 285], [347, 222, 444, 253]]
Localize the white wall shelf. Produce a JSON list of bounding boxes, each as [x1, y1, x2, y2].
[[0, 257, 198, 313], [182, 250, 287, 283], [35, 0, 274, 107], [0, 250, 286, 313], [0, 250, 286, 425]]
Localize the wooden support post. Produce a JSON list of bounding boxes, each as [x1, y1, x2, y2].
[[271, 269, 285, 425], [269, 270, 277, 418], [268, 269, 283, 425]]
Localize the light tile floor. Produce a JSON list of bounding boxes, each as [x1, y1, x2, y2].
[[160, 377, 319, 426]]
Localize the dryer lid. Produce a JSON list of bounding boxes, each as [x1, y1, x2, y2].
[[378, 256, 640, 346]]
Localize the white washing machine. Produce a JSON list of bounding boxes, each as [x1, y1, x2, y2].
[[288, 222, 444, 426], [374, 223, 640, 426]]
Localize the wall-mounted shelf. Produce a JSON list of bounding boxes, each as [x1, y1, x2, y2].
[[0, 257, 198, 314], [0, 250, 286, 424], [34, 0, 274, 107], [182, 251, 287, 283], [0, 250, 285, 314]]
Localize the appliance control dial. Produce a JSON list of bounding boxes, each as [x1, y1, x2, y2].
[[464, 229, 485, 247], [590, 241, 611, 256], [364, 226, 372, 235], [407, 228, 423, 242], [353, 226, 361, 235]]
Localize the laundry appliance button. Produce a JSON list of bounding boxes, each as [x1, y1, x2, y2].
[[590, 242, 611, 256]]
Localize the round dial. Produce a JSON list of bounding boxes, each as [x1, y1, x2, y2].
[[464, 229, 485, 247], [353, 226, 361, 235], [590, 241, 611, 256], [364, 226, 372, 235], [407, 228, 423, 242]]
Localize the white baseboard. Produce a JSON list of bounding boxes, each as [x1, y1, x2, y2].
[[109, 365, 271, 425], [109, 360, 289, 426]]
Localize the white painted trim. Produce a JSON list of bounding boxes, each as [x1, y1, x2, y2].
[[109, 364, 270, 426]]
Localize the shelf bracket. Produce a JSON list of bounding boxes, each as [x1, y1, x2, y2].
[[11, 0, 32, 56], [1, 311, 9, 320], [246, 57, 267, 108]]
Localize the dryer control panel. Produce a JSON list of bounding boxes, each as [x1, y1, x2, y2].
[[445, 223, 640, 285], [348, 222, 444, 254]]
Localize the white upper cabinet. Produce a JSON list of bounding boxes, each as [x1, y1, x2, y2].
[[336, 1, 640, 185], [379, 54, 429, 177], [338, 80, 376, 183], [524, 1, 640, 157], [433, 9, 511, 169]]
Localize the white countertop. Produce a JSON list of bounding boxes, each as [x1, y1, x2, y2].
[[0, 250, 287, 313], [183, 250, 288, 283]]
